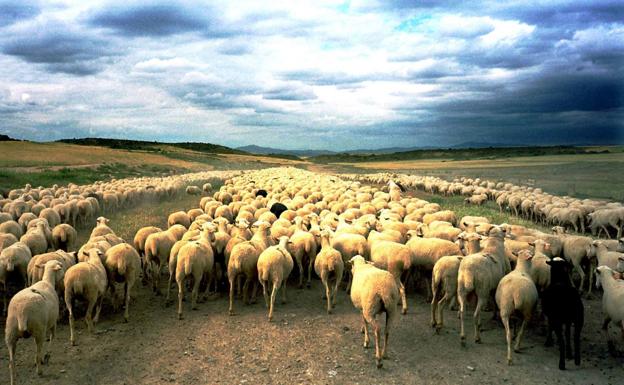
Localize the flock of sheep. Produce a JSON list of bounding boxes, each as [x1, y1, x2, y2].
[[1, 166, 624, 383]]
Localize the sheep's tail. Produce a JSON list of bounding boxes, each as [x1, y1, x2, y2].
[[17, 313, 28, 333], [60, 229, 67, 243], [460, 272, 474, 293], [117, 256, 127, 276], [184, 253, 193, 276], [260, 267, 269, 282], [145, 241, 156, 262]]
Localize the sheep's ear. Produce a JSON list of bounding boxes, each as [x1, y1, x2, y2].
[[528, 242, 535, 247]]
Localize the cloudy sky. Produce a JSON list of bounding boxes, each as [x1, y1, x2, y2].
[[0, 0, 622, 150]]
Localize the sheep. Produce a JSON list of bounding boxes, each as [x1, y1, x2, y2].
[[38, 208, 60, 229], [175, 238, 214, 320], [5, 260, 63, 385], [90, 216, 114, 238], [369, 240, 412, 315], [314, 229, 344, 314], [457, 227, 510, 345], [430, 254, 463, 332], [0, 233, 18, 250], [331, 232, 368, 291], [465, 194, 488, 206], [257, 236, 294, 321], [202, 183, 213, 193], [144, 225, 186, 295], [104, 243, 141, 322], [416, 222, 462, 242], [132, 225, 162, 271], [542, 257, 584, 370], [269, 202, 288, 219], [495, 249, 539, 365], [558, 233, 596, 295], [593, 240, 623, 271], [27, 250, 75, 295], [1, 220, 23, 240], [288, 216, 318, 288], [529, 240, 551, 293], [51, 223, 77, 252], [423, 210, 457, 226], [227, 240, 261, 316], [167, 211, 191, 229], [349, 255, 399, 369], [63, 248, 108, 345], [17, 212, 37, 234], [459, 216, 490, 231], [1, 242, 32, 315], [406, 233, 462, 298], [588, 208, 624, 239], [186, 185, 202, 195], [595, 265, 624, 355]]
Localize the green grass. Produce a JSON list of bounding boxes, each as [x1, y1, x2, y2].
[[76, 182, 223, 246], [410, 190, 552, 232], [0, 163, 187, 192]]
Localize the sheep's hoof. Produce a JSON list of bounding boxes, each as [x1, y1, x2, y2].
[[306, 283, 311, 289], [507, 359, 512, 366], [43, 353, 50, 365], [70, 340, 76, 346], [229, 310, 235, 316], [475, 338, 481, 344], [376, 360, 383, 369], [177, 313, 183, 320], [559, 363, 566, 370], [123, 317, 129, 323], [460, 339, 466, 347], [164, 301, 172, 308], [435, 326, 442, 335], [327, 309, 332, 315], [401, 308, 407, 315]]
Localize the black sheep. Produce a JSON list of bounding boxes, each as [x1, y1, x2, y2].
[[255, 189, 268, 198], [270, 202, 288, 219], [542, 257, 584, 370]]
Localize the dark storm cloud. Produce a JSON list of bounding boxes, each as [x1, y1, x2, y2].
[[0, 0, 40, 27], [280, 70, 393, 86], [1, 21, 115, 75], [88, 2, 230, 37]]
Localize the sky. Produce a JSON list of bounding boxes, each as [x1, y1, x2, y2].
[[0, 0, 622, 150]]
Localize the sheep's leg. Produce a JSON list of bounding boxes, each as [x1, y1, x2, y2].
[[123, 281, 131, 322], [34, 329, 44, 375], [324, 278, 332, 314], [66, 293, 76, 346], [603, 317, 613, 354], [574, 321, 582, 366], [281, 280, 288, 304], [44, 324, 55, 364], [93, 295, 104, 325], [332, 275, 340, 306], [458, 292, 466, 346], [242, 277, 251, 305], [502, 315, 512, 365], [514, 318, 528, 354], [260, 280, 269, 308], [237, 275, 243, 299], [268, 282, 278, 321], [587, 259, 595, 298], [307, 256, 314, 288], [296, 257, 304, 289], [383, 309, 394, 360], [436, 292, 452, 333], [397, 278, 407, 315], [251, 280, 259, 304], [430, 281, 440, 328], [474, 296, 484, 343], [228, 276, 236, 316], [177, 279, 184, 320], [361, 315, 370, 348], [202, 272, 212, 301], [371, 316, 382, 368], [7, 336, 16, 385], [192, 274, 202, 310], [574, 263, 585, 293], [556, 326, 566, 370], [85, 298, 96, 333], [165, 270, 174, 305]]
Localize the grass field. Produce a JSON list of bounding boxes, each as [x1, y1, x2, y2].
[[332, 152, 624, 201], [0, 141, 307, 191]]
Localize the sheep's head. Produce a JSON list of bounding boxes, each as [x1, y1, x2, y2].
[[97, 216, 109, 225], [595, 265, 615, 289]]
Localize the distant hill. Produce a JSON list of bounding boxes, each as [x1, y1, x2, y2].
[[310, 145, 597, 163], [60, 137, 247, 155], [237, 145, 335, 157], [0, 134, 18, 141]]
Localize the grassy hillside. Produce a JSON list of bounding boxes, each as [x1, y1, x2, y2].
[[59, 137, 247, 155]]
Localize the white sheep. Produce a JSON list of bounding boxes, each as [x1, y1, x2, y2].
[[19, 222, 49, 257], [369, 240, 412, 315], [430, 255, 462, 332], [52, 223, 77, 252], [457, 228, 510, 345], [175, 239, 214, 320], [104, 243, 141, 322], [314, 229, 344, 313], [288, 216, 318, 288], [1, 242, 32, 314], [63, 248, 108, 345], [349, 255, 399, 369], [495, 249, 539, 365], [595, 266, 624, 354], [5, 260, 63, 385], [90, 216, 114, 238], [257, 236, 294, 321]]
